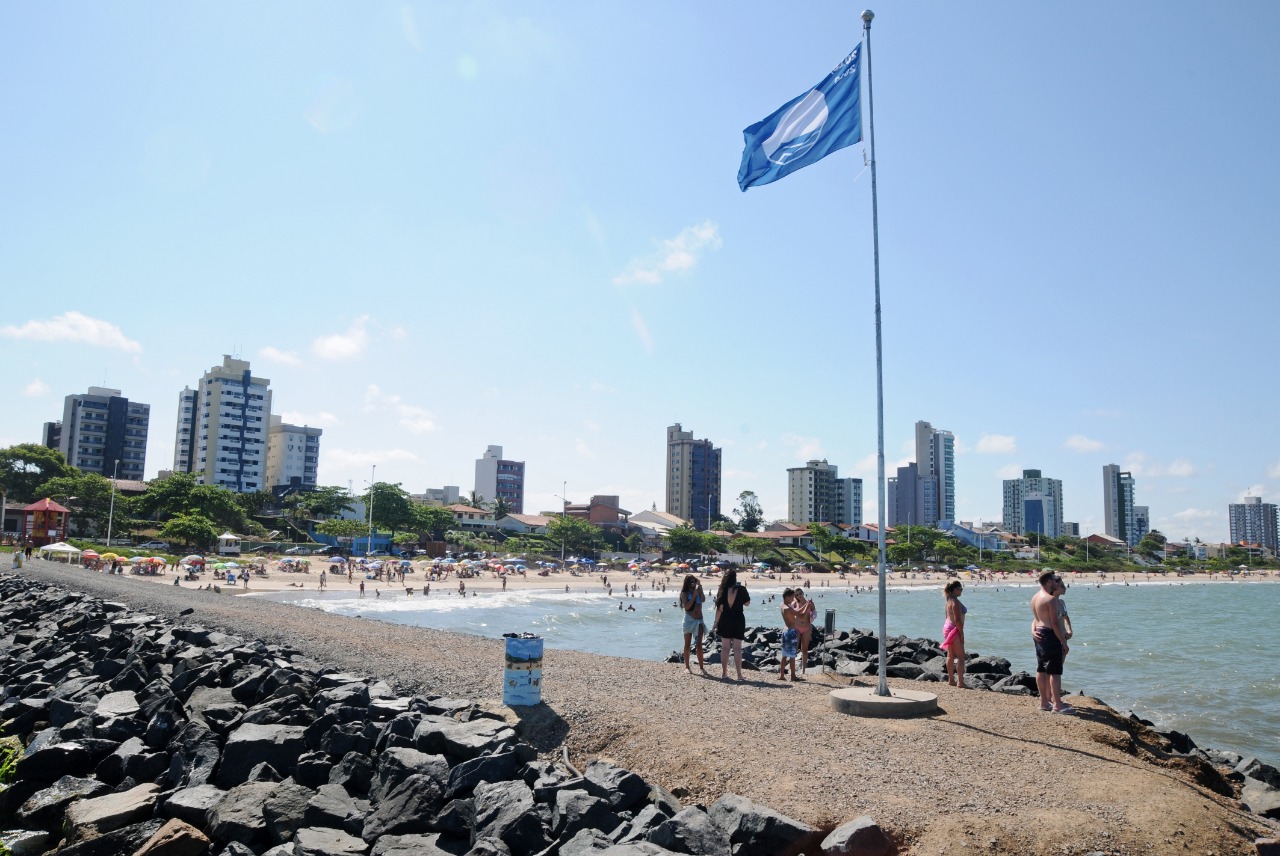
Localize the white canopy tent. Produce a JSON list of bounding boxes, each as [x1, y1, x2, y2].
[[38, 542, 83, 564]]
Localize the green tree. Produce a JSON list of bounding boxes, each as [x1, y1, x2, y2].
[[623, 532, 645, 553], [414, 505, 455, 541], [808, 523, 844, 555], [361, 482, 418, 538], [314, 518, 368, 541], [465, 490, 487, 510], [0, 444, 75, 504], [699, 531, 727, 554], [159, 513, 219, 550], [733, 491, 764, 533], [235, 490, 275, 517], [546, 515, 605, 557], [729, 535, 764, 564], [393, 532, 420, 548], [665, 524, 704, 556], [298, 486, 355, 518], [710, 516, 738, 534], [491, 497, 513, 520], [134, 473, 250, 532]]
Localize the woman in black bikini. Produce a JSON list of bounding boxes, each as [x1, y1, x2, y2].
[[712, 569, 751, 681]]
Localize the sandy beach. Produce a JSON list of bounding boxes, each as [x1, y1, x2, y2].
[[85, 554, 1280, 597]]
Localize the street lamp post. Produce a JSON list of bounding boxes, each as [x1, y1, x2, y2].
[[106, 460, 120, 547], [560, 483, 567, 565], [366, 465, 376, 556]]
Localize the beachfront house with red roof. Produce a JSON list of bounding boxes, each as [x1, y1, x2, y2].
[[446, 504, 496, 531], [495, 513, 554, 535]]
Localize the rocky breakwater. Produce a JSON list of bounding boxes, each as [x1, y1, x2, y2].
[[0, 574, 900, 856]]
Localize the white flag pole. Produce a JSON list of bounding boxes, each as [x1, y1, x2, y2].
[[861, 9, 891, 697]]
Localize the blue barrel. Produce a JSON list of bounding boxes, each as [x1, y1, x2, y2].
[[503, 634, 544, 706]]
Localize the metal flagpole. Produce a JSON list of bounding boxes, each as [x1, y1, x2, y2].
[[861, 9, 890, 697]]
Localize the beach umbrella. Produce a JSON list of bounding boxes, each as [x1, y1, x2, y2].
[[82, 550, 100, 559], [224, 562, 240, 569], [151, 557, 166, 563], [128, 556, 147, 563], [100, 552, 119, 562]]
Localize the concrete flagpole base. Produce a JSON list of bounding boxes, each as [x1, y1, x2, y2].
[[829, 686, 938, 718]]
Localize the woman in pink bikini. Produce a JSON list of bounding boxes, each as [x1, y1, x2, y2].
[[791, 589, 816, 677], [941, 580, 966, 687]]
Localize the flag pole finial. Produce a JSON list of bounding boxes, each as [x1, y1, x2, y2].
[[861, 9, 874, 23]]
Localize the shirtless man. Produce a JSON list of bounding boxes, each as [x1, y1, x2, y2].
[[1031, 570, 1071, 712]]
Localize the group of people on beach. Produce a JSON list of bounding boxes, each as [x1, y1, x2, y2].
[[940, 568, 1074, 712]]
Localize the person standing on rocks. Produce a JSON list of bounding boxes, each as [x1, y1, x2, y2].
[[1031, 570, 1071, 713], [712, 569, 750, 682], [792, 589, 816, 676], [679, 575, 709, 676], [779, 588, 799, 681], [941, 580, 967, 688]]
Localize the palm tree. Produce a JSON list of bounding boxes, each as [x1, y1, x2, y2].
[[491, 497, 512, 520], [466, 491, 487, 510]]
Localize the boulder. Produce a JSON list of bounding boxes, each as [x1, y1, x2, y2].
[[708, 793, 819, 856], [164, 784, 228, 827], [583, 760, 649, 812], [294, 827, 369, 856], [55, 818, 165, 856], [329, 752, 374, 795], [16, 774, 110, 829], [820, 816, 893, 856], [647, 805, 730, 856], [368, 834, 457, 856], [1241, 778, 1280, 819], [472, 779, 548, 854], [133, 818, 213, 856], [0, 828, 56, 856], [64, 782, 161, 842], [167, 721, 222, 789], [413, 717, 517, 762], [964, 655, 1011, 675], [93, 689, 140, 720], [551, 788, 620, 841], [15, 740, 93, 783], [219, 724, 308, 788], [206, 782, 280, 849], [370, 747, 449, 804], [306, 784, 365, 836], [446, 751, 520, 799], [264, 780, 318, 844], [360, 774, 446, 842]]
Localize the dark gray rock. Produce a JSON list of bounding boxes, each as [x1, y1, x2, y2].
[[329, 752, 374, 795], [413, 716, 517, 762], [16, 774, 110, 830], [0, 828, 56, 856], [64, 782, 161, 841], [964, 655, 1012, 675], [264, 779, 318, 844], [167, 721, 223, 789], [164, 783, 227, 827], [294, 826, 369, 856], [820, 816, 893, 856], [648, 806, 730, 856], [708, 793, 819, 856], [95, 735, 146, 785], [206, 781, 280, 849], [94, 689, 141, 720], [552, 788, 620, 841], [369, 834, 457, 856], [1241, 778, 1280, 819], [464, 838, 513, 856], [361, 774, 446, 842], [250, 761, 285, 783], [307, 784, 365, 836], [434, 797, 475, 839], [56, 818, 165, 856], [219, 723, 308, 788], [371, 747, 449, 804], [16, 740, 93, 783], [583, 760, 649, 812], [295, 751, 336, 789], [218, 843, 258, 856], [447, 750, 520, 799], [472, 779, 547, 854]]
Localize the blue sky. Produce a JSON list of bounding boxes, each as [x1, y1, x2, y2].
[[3, 2, 1278, 542]]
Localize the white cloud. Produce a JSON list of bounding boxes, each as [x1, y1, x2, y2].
[[1164, 508, 1223, 538], [996, 463, 1023, 479], [259, 346, 302, 366], [1123, 452, 1197, 479], [1, 311, 142, 353], [1167, 458, 1197, 478], [312, 316, 369, 360], [782, 433, 823, 460], [975, 434, 1017, 455], [630, 308, 653, 354], [22, 378, 49, 397], [1238, 485, 1266, 502], [400, 5, 422, 52], [1065, 434, 1104, 453], [613, 221, 721, 285], [363, 384, 436, 434], [575, 438, 596, 458], [279, 410, 340, 428], [1269, 462, 1280, 480], [583, 419, 600, 432], [325, 448, 420, 469]]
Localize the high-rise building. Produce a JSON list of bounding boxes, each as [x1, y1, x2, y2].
[[50, 387, 150, 480], [1133, 506, 1150, 544], [786, 459, 863, 527], [474, 445, 525, 513], [1229, 496, 1278, 554], [265, 416, 322, 491], [665, 423, 721, 530], [1102, 464, 1138, 547], [1002, 469, 1064, 538], [886, 420, 955, 527], [174, 356, 273, 493]]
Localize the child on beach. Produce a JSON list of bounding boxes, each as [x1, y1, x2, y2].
[[779, 588, 799, 681]]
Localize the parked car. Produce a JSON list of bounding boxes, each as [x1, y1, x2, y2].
[[284, 546, 313, 555], [108, 538, 134, 547], [136, 541, 170, 552], [312, 545, 341, 555], [365, 550, 389, 557]]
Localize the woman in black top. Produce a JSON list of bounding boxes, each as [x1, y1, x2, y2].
[[713, 569, 751, 681]]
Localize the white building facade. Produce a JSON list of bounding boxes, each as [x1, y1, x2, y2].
[[1002, 469, 1064, 538], [265, 416, 322, 491], [786, 459, 862, 527], [1229, 496, 1279, 553], [474, 445, 525, 513], [173, 356, 273, 493]]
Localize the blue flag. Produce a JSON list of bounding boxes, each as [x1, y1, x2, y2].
[[737, 45, 862, 191]]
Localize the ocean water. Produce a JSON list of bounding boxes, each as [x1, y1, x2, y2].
[[263, 578, 1280, 765]]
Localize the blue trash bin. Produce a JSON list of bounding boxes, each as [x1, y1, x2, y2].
[[503, 633, 544, 706]]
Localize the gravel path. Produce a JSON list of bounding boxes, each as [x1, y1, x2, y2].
[[12, 560, 1274, 855]]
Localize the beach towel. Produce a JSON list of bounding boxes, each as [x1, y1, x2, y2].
[[941, 618, 960, 651]]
